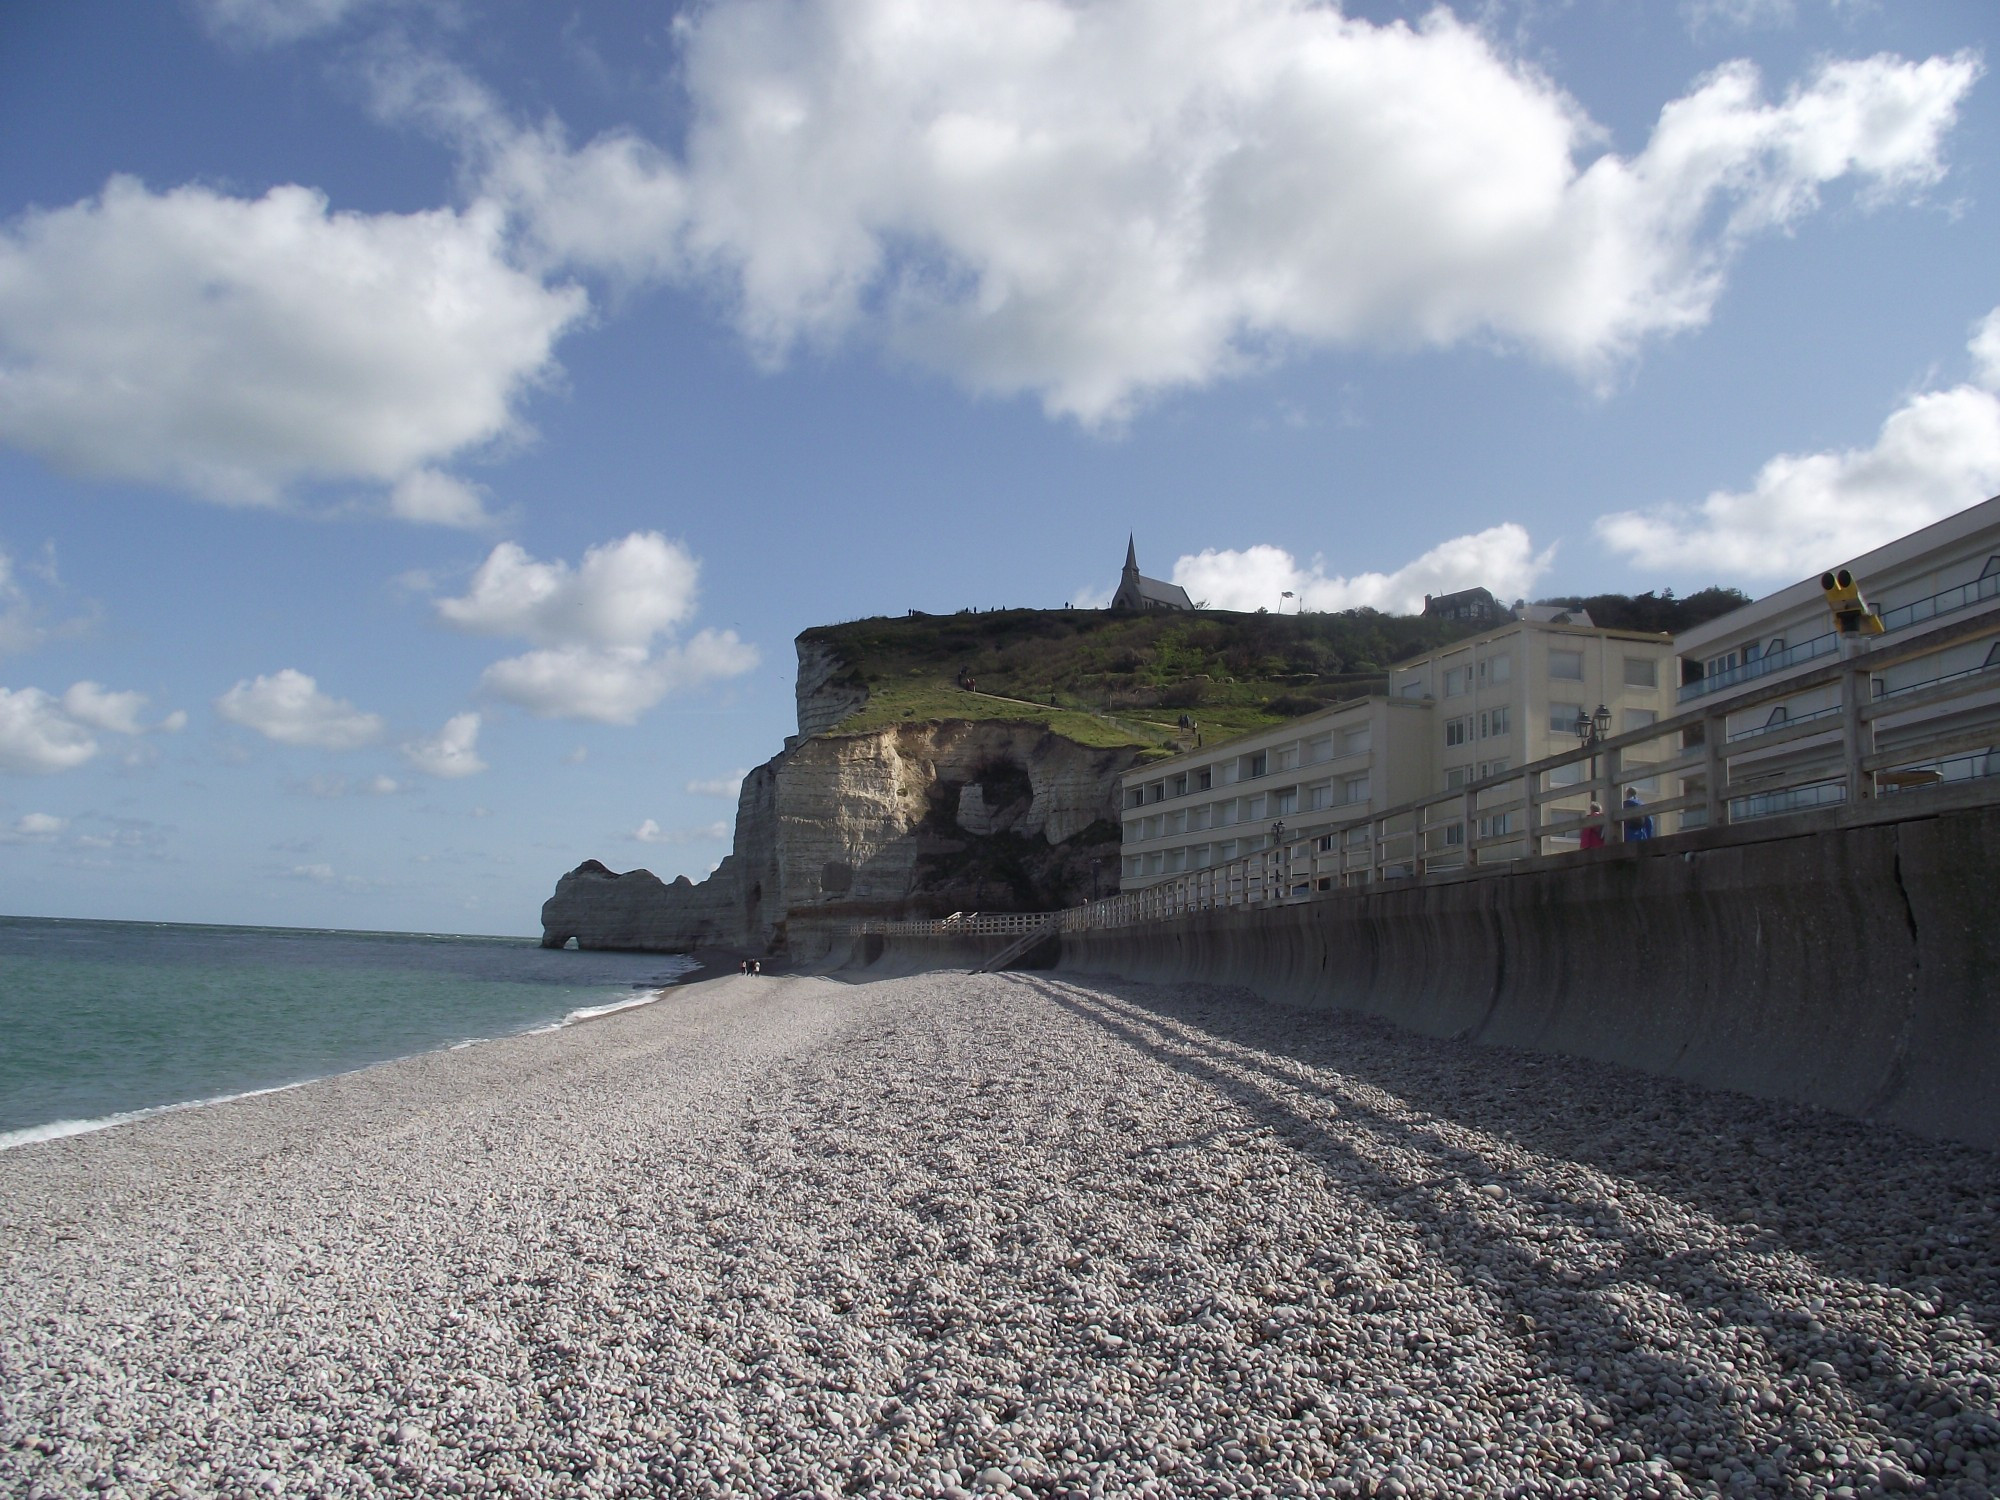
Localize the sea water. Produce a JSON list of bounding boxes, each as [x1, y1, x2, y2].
[[0, 916, 697, 1148]]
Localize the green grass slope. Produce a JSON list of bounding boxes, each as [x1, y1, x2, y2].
[[801, 607, 1488, 755]]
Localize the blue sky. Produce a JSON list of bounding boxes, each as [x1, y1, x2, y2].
[[2, 0, 1996, 933]]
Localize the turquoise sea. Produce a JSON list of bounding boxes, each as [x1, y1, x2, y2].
[[0, 916, 697, 1149]]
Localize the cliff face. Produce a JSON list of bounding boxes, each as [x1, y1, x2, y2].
[[540, 641, 1139, 953], [794, 639, 870, 740]]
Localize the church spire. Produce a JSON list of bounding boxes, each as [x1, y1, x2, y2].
[[1124, 534, 1139, 574]]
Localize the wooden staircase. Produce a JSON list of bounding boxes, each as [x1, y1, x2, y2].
[[973, 916, 1060, 973]]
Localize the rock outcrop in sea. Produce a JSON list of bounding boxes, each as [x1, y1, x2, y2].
[[540, 638, 1141, 953]]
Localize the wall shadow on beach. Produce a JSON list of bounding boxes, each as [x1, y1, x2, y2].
[[1009, 970, 2000, 1492]]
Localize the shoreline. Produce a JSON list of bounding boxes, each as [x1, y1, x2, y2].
[[0, 961, 698, 1155]]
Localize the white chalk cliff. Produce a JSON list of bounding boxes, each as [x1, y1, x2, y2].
[[540, 638, 1139, 952]]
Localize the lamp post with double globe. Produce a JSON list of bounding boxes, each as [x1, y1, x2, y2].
[[1573, 703, 1613, 836]]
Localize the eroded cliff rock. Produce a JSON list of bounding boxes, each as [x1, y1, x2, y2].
[[540, 715, 1137, 953], [794, 639, 870, 741]]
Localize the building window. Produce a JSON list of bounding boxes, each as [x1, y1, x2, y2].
[[1704, 649, 1740, 679], [1549, 648, 1585, 681], [1445, 716, 1471, 747], [1245, 751, 1268, 778], [1400, 677, 1427, 699], [1481, 706, 1511, 739], [1306, 734, 1333, 763], [1444, 822, 1465, 847], [1149, 782, 1165, 802], [1343, 726, 1372, 756], [1478, 759, 1509, 779], [1308, 782, 1332, 810], [1485, 653, 1512, 685], [1623, 656, 1658, 688], [1444, 766, 1467, 790], [1478, 812, 1512, 838], [1125, 787, 1144, 809], [1444, 665, 1471, 696], [1172, 773, 1188, 796], [1549, 701, 1584, 735], [1343, 774, 1370, 805], [1275, 746, 1299, 771], [1196, 768, 1212, 791], [1275, 787, 1298, 815], [1626, 708, 1657, 733]]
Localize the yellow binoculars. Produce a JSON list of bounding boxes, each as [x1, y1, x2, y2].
[[1820, 568, 1884, 634]]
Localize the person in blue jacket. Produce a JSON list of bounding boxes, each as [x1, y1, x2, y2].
[[1622, 787, 1655, 841]]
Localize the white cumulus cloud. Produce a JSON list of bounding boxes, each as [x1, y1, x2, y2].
[[1, 811, 68, 842], [0, 687, 100, 774], [216, 669, 385, 749], [390, 2, 1978, 423], [389, 469, 496, 529], [633, 818, 732, 845], [1596, 310, 2000, 580], [435, 533, 757, 724], [1972, 307, 2000, 393], [402, 711, 487, 778], [0, 176, 585, 513], [0, 678, 175, 773], [686, 770, 747, 799], [60, 682, 151, 736], [436, 532, 700, 647], [1172, 524, 1555, 616]]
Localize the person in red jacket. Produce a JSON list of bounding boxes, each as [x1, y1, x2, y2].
[[1578, 802, 1606, 849]]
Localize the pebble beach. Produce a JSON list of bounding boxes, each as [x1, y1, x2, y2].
[[3, 969, 1997, 1500]]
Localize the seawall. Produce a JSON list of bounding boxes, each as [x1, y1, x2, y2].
[[845, 798, 2000, 1149]]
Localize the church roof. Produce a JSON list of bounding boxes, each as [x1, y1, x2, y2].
[[1127, 574, 1194, 609]]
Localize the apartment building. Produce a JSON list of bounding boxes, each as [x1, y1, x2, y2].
[[1117, 695, 1433, 888], [1386, 616, 1680, 850], [1673, 494, 2000, 818], [1118, 616, 1679, 888]]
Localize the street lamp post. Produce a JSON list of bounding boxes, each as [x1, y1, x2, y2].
[[1573, 703, 1612, 838]]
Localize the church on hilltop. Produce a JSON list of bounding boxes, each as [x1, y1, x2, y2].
[[1112, 536, 1195, 612]]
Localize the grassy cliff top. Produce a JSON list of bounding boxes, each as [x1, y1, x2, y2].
[[801, 607, 1485, 754]]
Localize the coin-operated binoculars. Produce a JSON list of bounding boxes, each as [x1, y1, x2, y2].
[[1820, 568, 1884, 636]]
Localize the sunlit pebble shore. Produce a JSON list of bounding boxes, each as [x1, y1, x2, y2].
[[3, 969, 1998, 1500]]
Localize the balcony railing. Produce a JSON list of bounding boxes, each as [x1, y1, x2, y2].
[[1680, 569, 2000, 704], [1679, 633, 1837, 703]]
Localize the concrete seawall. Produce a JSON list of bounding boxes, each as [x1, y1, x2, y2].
[[845, 800, 2000, 1149]]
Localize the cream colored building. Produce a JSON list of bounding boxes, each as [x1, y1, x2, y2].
[[1119, 616, 1680, 888], [1386, 616, 1679, 854], [1118, 695, 1433, 888]]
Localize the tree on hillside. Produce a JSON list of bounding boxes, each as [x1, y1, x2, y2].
[[1532, 587, 1750, 635]]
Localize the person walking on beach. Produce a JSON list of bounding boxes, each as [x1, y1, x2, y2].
[[1578, 803, 1606, 849], [1622, 787, 1654, 841]]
